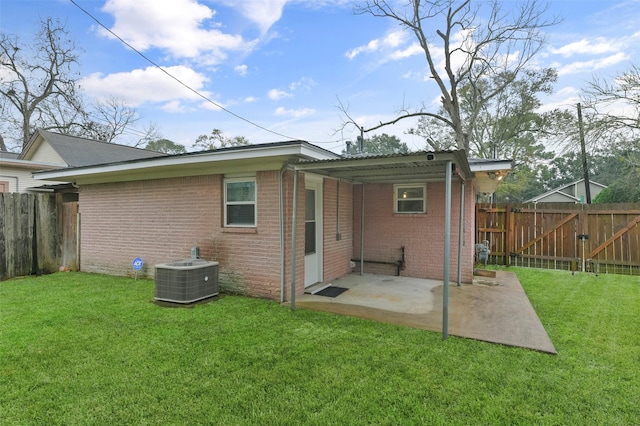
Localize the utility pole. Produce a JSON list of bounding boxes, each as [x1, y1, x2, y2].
[[577, 103, 592, 204]]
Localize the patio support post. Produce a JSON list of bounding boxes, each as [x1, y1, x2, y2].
[[290, 169, 299, 310], [443, 161, 452, 340], [457, 181, 465, 286], [279, 164, 287, 303], [360, 183, 365, 276]]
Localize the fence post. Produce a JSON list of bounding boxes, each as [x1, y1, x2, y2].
[[504, 204, 512, 267]]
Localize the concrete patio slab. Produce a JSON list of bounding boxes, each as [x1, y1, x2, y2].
[[294, 271, 556, 354]]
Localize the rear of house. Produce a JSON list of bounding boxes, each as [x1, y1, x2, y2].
[[34, 141, 507, 301]]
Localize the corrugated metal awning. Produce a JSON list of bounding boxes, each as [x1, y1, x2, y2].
[[289, 150, 471, 183]]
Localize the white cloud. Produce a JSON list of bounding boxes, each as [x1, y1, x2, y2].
[[389, 43, 423, 60], [79, 65, 210, 106], [225, 0, 289, 33], [289, 77, 316, 91], [268, 88, 292, 100], [346, 30, 408, 60], [161, 100, 187, 113], [537, 87, 580, 113], [199, 101, 224, 111], [244, 96, 259, 103], [100, 0, 254, 63], [383, 31, 406, 48], [274, 107, 315, 117], [557, 52, 629, 76], [345, 40, 380, 60], [550, 38, 620, 58], [234, 64, 249, 76]]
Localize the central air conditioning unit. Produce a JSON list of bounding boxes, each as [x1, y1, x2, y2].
[[154, 259, 219, 304]]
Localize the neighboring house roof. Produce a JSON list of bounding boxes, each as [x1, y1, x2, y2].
[[525, 178, 607, 203], [19, 129, 166, 167], [0, 151, 20, 160]]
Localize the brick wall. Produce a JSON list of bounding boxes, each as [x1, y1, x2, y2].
[[322, 178, 354, 283], [77, 170, 473, 300], [353, 181, 475, 283], [80, 172, 287, 299]]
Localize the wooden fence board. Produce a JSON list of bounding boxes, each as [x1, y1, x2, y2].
[[0, 193, 77, 280], [62, 201, 79, 271], [476, 203, 640, 276]]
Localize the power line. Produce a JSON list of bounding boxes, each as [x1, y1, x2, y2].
[[69, 0, 303, 142]]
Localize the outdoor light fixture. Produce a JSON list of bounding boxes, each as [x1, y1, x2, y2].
[[488, 171, 503, 181]]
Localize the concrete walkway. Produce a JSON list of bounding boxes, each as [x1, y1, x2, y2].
[[294, 271, 556, 354]]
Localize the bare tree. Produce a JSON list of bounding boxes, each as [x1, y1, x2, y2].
[[581, 65, 640, 150], [79, 97, 139, 143], [578, 64, 640, 195], [135, 122, 164, 148], [411, 67, 572, 162], [0, 18, 84, 149], [345, 0, 559, 151]]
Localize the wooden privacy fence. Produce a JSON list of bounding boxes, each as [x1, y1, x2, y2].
[[476, 203, 640, 276], [0, 193, 78, 280]]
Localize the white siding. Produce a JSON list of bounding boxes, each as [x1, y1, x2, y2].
[[0, 165, 65, 193], [29, 141, 66, 165]]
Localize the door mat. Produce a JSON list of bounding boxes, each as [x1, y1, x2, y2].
[[315, 286, 349, 298]]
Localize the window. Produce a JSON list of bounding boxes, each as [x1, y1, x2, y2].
[[225, 177, 256, 226], [394, 184, 426, 213], [305, 188, 316, 255]]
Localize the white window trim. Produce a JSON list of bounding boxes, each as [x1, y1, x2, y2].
[[224, 176, 257, 227], [394, 183, 427, 214]]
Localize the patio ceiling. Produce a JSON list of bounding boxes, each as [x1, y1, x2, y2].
[[290, 150, 472, 184]]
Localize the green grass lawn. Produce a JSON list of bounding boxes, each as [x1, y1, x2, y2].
[[1, 269, 638, 425]]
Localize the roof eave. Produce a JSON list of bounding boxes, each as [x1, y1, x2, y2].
[[469, 159, 512, 172], [34, 141, 339, 183]]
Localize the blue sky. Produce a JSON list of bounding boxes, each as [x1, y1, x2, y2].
[[1, 0, 639, 153]]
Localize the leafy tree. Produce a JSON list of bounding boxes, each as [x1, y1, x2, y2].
[[583, 64, 640, 138], [411, 68, 568, 168], [346, 0, 559, 151], [568, 64, 640, 203], [494, 164, 545, 203], [0, 18, 83, 149], [145, 138, 187, 154], [594, 180, 640, 203], [592, 147, 640, 203], [346, 133, 410, 155], [194, 129, 249, 151]]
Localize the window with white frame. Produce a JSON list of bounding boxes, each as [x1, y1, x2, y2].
[[224, 177, 256, 226], [394, 184, 426, 213]]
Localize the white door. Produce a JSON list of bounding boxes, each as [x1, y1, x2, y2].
[[304, 179, 323, 287]]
